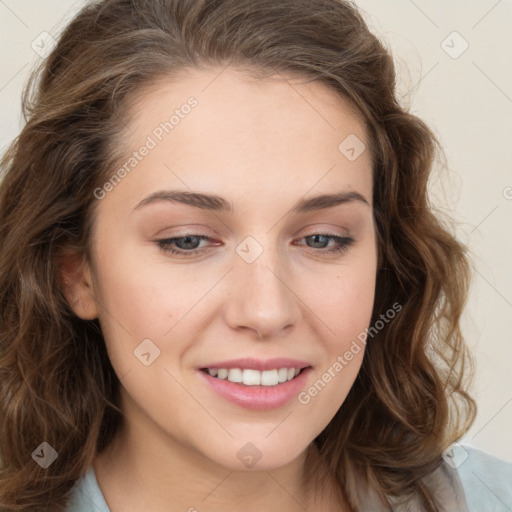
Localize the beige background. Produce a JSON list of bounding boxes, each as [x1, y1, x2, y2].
[[1, 0, 511, 461]]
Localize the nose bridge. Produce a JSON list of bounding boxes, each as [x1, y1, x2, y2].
[[225, 234, 301, 338]]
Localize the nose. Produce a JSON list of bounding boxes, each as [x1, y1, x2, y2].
[[223, 243, 302, 340]]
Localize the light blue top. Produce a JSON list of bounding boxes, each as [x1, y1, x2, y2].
[[64, 444, 512, 511]]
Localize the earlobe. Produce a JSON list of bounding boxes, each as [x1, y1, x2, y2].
[[57, 248, 99, 320]]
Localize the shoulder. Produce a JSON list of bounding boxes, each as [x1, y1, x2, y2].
[[62, 446, 512, 512], [449, 443, 512, 512], [64, 466, 110, 512], [386, 443, 512, 512]]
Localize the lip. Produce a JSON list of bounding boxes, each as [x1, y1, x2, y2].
[[198, 357, 311, 372], [198, 365, 313, 410]]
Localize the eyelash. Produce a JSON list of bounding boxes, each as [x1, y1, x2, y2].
[[155, 233, 354, 258]]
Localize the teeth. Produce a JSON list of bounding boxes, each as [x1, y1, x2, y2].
[[261, 370, 279, 386], [243, 369, 261, 386], [206, 367, 301, 386], [228, 368, 243, 383], [277, 368, 289, 383]]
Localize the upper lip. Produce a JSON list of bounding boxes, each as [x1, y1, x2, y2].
[[199, 357, 311, 372]]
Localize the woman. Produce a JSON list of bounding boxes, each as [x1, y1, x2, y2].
[[0, 0, 510, 511]]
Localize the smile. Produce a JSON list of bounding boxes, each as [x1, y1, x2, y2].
[[202, 367, 302, 386], [198, 358, 312, 410]]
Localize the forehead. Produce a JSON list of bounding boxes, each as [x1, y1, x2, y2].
[[104, 66, 373, 212]]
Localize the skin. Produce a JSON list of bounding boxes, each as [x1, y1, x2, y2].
[[62, 66, 378, 511]]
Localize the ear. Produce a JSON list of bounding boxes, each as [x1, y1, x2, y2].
[[56, 247, 98, 320]]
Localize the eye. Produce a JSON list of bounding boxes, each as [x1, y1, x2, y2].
[[155, 233, 354, 258], [295, 233, 354, 254], [156, 235, 216, 258]]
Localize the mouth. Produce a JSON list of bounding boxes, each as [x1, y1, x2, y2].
[[199, 366, 308, 387], [197, 358, 313, 410]]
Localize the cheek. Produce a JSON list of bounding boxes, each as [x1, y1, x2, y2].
[[89, 240, 174, 371], [93, 231, 182, 329], [313, 255, 377, 346], [91, 240, 219, 376], [305, 251, 376, 390], [296, 268, 375, 426]]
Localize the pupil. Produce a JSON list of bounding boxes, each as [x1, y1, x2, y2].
[[311, 235, 326, 248], [179, 236, 199, 249]]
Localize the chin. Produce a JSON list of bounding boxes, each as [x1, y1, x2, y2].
[[197, 433, 311, 472]]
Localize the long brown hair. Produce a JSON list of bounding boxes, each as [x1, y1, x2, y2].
[[0, 0, 476, 510]]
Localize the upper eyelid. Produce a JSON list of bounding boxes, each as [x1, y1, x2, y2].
[[157, 232, 353, 249], [157, 231, 351, 242], [155, 222, 353, 238]]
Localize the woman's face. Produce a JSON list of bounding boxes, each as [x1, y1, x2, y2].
[[77, 67, 377, 471]]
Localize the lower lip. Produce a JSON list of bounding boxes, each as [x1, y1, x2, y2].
[[198, 367, 312, 410]]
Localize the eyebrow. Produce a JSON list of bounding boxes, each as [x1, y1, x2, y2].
[[132, 189, 370, 214]]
